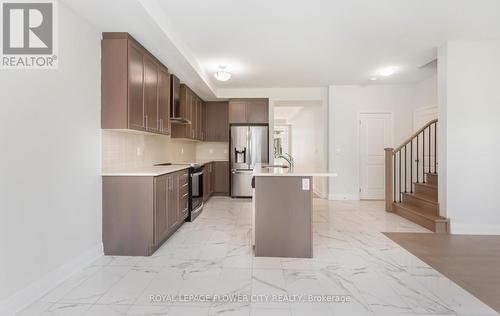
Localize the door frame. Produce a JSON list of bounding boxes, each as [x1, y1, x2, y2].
[[273, 124, 292, 163], [357, 111, 394, 200]]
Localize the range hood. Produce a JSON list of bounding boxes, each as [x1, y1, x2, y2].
[[170, 74, 191, 124]]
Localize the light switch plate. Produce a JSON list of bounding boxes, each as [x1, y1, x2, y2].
[[302, 178, 310, 190]]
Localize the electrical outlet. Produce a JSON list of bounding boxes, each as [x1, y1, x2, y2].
[[302, 178, 310, 190], [136, 147, 142, 156]]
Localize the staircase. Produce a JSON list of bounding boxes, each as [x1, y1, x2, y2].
[[392, 173, 449, 233], [385, 119, 450, 233]]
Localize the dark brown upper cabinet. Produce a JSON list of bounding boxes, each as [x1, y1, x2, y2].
[[171, 84, 204, 141], [197, 98, 203, 140], [101, 32, 170, 135], [158, 69, 171, 134], [143, 54, 159, 132], [228, 99, 269, 124], [203, 101, 229, 142]]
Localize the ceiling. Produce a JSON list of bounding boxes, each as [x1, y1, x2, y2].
[[63, 0, 500, 97]]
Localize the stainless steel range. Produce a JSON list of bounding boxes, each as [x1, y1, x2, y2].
[[187, 163, 204, 221]]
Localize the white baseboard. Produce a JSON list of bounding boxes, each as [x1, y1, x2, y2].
[[450, 222, 500, 235], [313, 189, 328, 199], [0, 242, 103, 316], [328, 193, 360, 200]]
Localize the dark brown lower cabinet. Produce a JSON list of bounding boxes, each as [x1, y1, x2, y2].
[[103, 168, 189, 256], [178, 171, 189, 220], [154, 175, 169, 245], [214, 161, 230, 195], [203, 162, 215, 202]]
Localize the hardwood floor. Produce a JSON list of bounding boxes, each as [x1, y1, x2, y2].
[[384, 232, 500, 313]]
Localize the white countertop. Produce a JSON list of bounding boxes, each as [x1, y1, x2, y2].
[[102, 160, 229, 177], [181, 159, 229, 165], [253, 163, 338, 177], [102, 165, 190, 177]]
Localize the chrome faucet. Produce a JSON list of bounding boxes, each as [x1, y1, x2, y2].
[[283, 153, 295, 168], [275, 153, 294, 168]]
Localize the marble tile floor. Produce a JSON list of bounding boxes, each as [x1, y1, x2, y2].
[[18, 198, 498, 316]]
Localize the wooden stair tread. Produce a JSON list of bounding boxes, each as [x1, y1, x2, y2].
[[394, 202, 447, 222], [414, 182, 437, 190], [403, 192, 439, 205]]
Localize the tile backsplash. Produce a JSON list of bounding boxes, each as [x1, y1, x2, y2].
[[102, 130, 196, 170], [196, 142, 229, 161]]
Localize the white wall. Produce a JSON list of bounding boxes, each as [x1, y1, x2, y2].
[[438, 47, 448, 216], [328, 84, 422, 200], [217, 87, 328, 156], [413, 75, 438, 109], [439, 40, 500, 234], [0, 3, 102, 314], [273, 103, 327, 197], [218, 87, 329, 196]]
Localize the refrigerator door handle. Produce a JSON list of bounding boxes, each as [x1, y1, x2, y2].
[[231, 169, 253, 174]]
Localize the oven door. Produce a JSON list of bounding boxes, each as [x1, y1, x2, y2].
[[189, 168, 204, 220]]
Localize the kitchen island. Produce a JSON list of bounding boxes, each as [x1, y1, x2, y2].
[[252, 164, 337, 258]]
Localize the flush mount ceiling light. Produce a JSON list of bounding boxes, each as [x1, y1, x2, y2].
[[377, 66, 398, 77], [369, 77, 378, 81], [214, 65, 231, 81]]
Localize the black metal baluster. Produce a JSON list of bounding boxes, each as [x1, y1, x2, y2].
[[404, 145, 407, 193], [416, 134, 419, 183], [410, 139, 413, 192], [399, 150, 402, 202], [393, 154, 396, 202], [428, 126, 431, 174], [422, 129, 426, 183], [434, 122, 437, 174]]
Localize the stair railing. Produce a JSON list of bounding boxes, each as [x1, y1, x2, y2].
[[384, 119, 438, 211]]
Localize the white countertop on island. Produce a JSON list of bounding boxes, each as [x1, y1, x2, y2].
[[253, 163, 338, 177]]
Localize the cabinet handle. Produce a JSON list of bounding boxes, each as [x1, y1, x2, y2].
[[145, 115, 148, 129]]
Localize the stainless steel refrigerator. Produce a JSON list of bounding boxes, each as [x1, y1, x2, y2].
[[230, 125, 269, 197]]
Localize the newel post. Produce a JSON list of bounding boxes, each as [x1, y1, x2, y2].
[[384, 148, 394, 212]]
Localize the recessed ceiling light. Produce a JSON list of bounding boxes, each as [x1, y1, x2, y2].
[[377, 66, 398, 77], [214, 65, 231, 81], [370, 77, 378, 81]]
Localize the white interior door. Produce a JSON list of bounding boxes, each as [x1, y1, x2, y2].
[[359, 113, 393, 200]]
